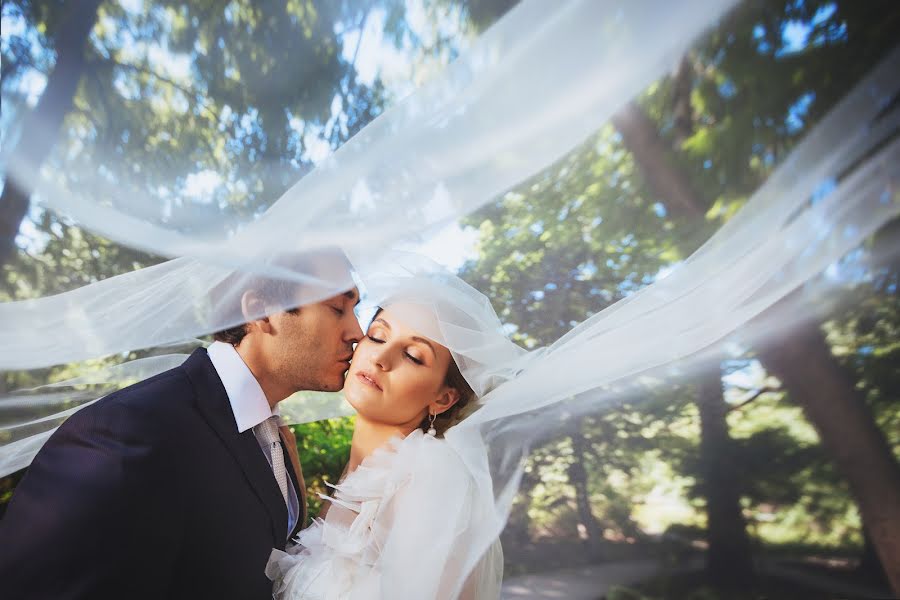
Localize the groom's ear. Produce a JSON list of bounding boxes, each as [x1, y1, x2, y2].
[[241, 290, 273, 334]]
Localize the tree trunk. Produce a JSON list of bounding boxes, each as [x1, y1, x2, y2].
[[857, 531, 889, 587], [756, 321, 900, 593], [612, 99, 900, 596], [0, 0, 103, 267], [569, 428, 605, 555], [502, 465, 537, 554], [697, 361, 755, 586], [611, 102, 705, 220]]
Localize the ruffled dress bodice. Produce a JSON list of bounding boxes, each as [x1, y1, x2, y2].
[[266, 430, 503, 600], [267, 433, 413, 600]]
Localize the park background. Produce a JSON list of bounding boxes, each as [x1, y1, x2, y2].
[[1, 1, 898, 598]]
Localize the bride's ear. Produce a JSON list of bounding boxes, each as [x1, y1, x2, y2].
[[241, 290, 273, 334], [431, 387, 460, 416]]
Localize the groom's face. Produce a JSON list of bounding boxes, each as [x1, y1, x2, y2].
[[265, 288, 363, 394]]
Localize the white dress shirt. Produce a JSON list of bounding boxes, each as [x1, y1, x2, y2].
[[207, 341, 300, 537]]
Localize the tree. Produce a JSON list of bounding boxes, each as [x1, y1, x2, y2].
[[696, 362, 754, 585], [1, 0, 391, 269], [461, 129, 755, 581], [570, 422, 606, 554], [458, 0, 898, 590], [609, 1, 900, 589], [0, 0, 102, 267]]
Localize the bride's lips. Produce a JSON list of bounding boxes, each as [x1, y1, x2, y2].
[[356, 371, 382, 391]]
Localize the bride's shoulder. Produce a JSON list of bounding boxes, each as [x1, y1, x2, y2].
[[342, 430, 470, 496], [400, 429, 459, 459], [397, 430, 472, 486]]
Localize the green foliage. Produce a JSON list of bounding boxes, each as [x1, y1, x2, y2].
[[464, 0, 900, 564], [2, 1, 898, 579], [291, 416, 354, 521], [823, 264, 900, 461]]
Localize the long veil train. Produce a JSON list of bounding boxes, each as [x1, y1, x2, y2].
[[1, 0, 898, 593]]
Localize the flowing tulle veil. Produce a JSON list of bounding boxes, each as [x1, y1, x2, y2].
[[1, 0, 899, 592]]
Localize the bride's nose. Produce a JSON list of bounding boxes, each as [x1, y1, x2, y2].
[[372, 346, 391, 371]]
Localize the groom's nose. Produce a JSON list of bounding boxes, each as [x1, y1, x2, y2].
[[345, 317, 363, 343]]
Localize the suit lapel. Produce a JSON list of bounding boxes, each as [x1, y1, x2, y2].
[[182, 349, 288, 548]]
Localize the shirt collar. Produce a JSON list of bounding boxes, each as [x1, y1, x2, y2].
[[207, 341, 275, 433]]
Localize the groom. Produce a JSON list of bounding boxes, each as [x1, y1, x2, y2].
[[0, 258, 363, 599]]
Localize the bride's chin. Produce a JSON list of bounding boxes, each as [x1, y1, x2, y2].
[[343, 387, 367, 411], [343, 377, 361, 397]]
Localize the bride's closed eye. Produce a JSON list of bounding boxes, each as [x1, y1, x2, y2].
[[365, 333, 425, 366]]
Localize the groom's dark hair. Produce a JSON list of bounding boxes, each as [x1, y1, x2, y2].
[[213, 306, 300, 345], [211, 248, 353, 345]]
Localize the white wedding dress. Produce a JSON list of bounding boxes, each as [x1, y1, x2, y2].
[[266, 429, 503, 600]]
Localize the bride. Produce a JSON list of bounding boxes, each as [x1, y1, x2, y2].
[[266, 297, 505, 600]]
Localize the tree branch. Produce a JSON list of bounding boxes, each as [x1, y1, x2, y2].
[[728, 386, 781, 412], [0, 0, 103, 267], [670, 55, 695, 147], [611, 101, 707, 220], [108, 59, 220, 123]]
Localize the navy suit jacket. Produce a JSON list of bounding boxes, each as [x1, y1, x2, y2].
[[0, 349, 305, 599]]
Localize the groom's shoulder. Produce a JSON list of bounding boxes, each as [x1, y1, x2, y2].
[[69, 355, 201, 431], [104, 364, 192, 408]]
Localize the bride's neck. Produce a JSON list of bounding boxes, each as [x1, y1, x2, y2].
[[347, 416, 414, 475]]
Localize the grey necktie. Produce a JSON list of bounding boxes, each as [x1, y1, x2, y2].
[[256, 416, 289, 508]]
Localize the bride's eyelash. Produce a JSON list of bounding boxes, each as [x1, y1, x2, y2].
[[366, 334, 424, 365]]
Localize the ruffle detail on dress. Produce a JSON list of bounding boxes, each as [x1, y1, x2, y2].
[[267, 430, 439, 600]]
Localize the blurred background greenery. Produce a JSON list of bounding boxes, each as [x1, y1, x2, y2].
[[2, 0, 898, 597]]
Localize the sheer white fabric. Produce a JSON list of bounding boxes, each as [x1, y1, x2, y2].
[[265, 430, 502, 600], [317, 48, 900, 585], [2, 0, 739, 372], [0, 0, 895, 510], [0, 0, 898, 594]]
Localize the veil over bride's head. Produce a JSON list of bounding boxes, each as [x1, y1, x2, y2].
[[1, 1, 898, 591], [360, 251, 529, 401]]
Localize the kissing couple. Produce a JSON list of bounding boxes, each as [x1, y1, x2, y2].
[[0, 252, 507, 599]]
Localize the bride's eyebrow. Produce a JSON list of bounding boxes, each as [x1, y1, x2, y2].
[[371, 318, 436, 357], [410, 336, 436, 357]]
